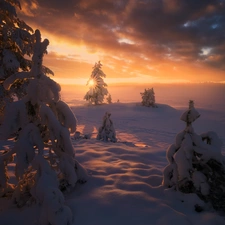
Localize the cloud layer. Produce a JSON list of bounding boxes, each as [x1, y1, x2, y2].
[[18, 0, 225, 83]]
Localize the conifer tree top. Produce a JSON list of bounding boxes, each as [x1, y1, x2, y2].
[[180, 100, 200, 127]]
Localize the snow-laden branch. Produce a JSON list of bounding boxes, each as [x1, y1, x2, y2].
[[23, 76, 61, 105], [40, 104, 75, 157], [3, 71, 32, 90], [0, 100, 27, 140], [51, 100, 77, 133], [30, 155, 59, 204], [0, 154, 15, 197], [3, 29, 50, 91], [31, 155, 74, 224], [40, 188, 73, 225], [14, 123, 44, 180]]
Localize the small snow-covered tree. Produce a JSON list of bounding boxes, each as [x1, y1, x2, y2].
[[0, 0, 53, 122], [106, 93, 112, 104], [162, 100, 225, 212], [84, 61, 108, 105], [0, 26, 87, 213], [97, 112, 117, 142], [140, 88, 157, 107]]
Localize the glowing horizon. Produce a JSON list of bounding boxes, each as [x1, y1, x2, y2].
[[53, 77, 225, 86]]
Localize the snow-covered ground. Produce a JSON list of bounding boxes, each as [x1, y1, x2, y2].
[[0, 97, 224, 225]]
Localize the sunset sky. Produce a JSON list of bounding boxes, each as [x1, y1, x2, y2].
[[18, 0, 225, 85]]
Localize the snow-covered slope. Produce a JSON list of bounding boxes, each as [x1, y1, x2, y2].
[[0, 102, 224, 225]]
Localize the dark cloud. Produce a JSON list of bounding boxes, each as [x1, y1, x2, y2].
[[17, 0, 225, 81]]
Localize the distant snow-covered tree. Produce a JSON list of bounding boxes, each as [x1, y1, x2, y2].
[[140, 88, 157, 107], [0, 26, 87, 214], [84, 61, 108, 105], [162, 100, 225, 212], [106, 93, 112, 104], [97, 112, 117, 142]]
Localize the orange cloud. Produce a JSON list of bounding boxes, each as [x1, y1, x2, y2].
[[17, 0, 225, 85], [19, 0, 38, 17]]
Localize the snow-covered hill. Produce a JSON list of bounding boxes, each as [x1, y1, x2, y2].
[[0, 102, 224, 225]]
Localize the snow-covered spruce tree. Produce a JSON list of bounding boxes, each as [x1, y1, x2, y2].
[[97, 112, 117, 142], [84, 61, 108, 105], [106, 93, 112, 104], [140, 87, 157, 107], [0, 29, 87, 210], [162, 100, 225, 212], [0, 0, 53, 122]]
